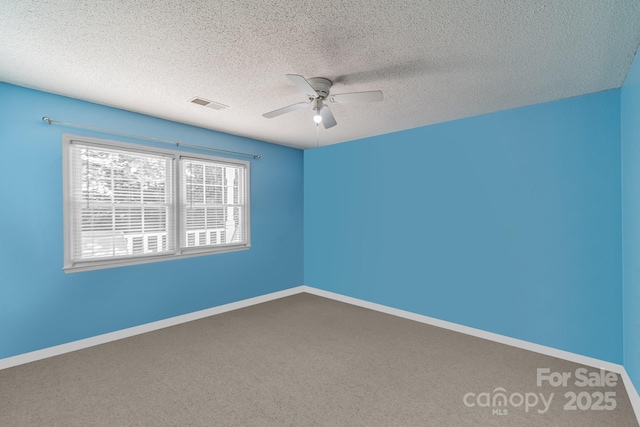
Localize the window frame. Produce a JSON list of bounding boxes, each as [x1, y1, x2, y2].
[[62, 134, 250, 273]]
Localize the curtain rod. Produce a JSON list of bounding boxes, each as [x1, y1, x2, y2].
[[41, 117, 261, 159]]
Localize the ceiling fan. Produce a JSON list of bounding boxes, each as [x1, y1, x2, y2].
[[262, 74, 383, 129]]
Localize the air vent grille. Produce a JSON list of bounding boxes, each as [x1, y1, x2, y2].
[[190, 97, 228, 110]]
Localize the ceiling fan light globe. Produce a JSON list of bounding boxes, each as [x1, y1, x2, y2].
[[313, 114, 322, 124]]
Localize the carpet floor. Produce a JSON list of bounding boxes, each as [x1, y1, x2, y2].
[[0, 292, 636, 426]]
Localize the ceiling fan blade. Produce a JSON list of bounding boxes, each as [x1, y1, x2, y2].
[[286, 74, 317, 97], [329, 90, 383, 104], [262, 101, 309, 118], [320, 105, 337, 129]]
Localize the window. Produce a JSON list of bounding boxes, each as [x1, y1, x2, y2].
[[63, 134, 250, 272]]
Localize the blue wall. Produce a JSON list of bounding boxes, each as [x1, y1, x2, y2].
[[0, 78, 629, 367], [305, 90, 622, 363], [623, 51, 640, 389], [0, 83, 304, 359]]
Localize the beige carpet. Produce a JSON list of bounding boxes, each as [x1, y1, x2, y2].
[[0, 293, 636, 426]]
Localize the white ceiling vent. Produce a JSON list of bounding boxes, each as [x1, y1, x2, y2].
[[190, 97, 228, 110]]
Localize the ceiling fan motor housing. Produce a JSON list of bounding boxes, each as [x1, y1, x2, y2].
[[307, 77, 332, 98], [262, 74, 382, 130]]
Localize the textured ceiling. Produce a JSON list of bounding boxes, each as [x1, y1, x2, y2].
[[1, 1, 639, 150]]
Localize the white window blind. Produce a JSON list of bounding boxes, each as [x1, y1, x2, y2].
[[67, 143, 175, 262], [181, 157, 247, 249], [63, 135, 250, 272]]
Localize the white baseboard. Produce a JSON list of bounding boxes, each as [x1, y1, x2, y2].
[[300, 286, 640, 424], [300, 286, 621, 371], [0, 286, 306, 371], [621, 368, 640, 424], [2, 284, 638, 424]]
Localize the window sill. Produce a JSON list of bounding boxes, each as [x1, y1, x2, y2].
[[63, 244, 251, 274]]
